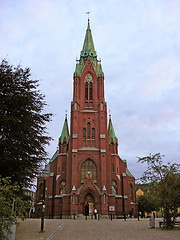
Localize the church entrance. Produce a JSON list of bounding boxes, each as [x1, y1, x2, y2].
[[83, 194, 94, 216]]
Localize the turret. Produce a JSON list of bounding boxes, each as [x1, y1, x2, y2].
[[108, 115, 118, 154], [59, 115, 69, 153]]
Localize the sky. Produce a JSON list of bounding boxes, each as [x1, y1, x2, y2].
[[0, 0, 180, 180]]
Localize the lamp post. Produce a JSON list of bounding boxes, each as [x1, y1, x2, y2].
[[41, 178, 46, 232], [121, 173, 126, 221]]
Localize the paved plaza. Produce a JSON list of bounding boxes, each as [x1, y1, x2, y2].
[[15, 218, 180, 240]]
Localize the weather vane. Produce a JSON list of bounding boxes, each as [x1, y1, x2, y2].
[[86, 11, 91, 21]]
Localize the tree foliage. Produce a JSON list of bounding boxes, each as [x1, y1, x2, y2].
[[0, 59, 52, 187], [0, 177, 30, 238], [137, 191, 159, 217], [138, 153, 180, 229]]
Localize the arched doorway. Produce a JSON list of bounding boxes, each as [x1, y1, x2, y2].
[[83, 194, 95, 216]]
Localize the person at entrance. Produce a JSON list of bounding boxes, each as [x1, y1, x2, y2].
[[94, 208, 97, 219]]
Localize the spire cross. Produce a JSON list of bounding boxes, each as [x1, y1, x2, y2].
[[86, 11, 91, 21], [65, 109, 67, 119]]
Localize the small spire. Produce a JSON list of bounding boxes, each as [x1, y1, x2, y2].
[[65, 109, 67, 120], [108, 115, 118, 144], [59, 113, 69, 144]]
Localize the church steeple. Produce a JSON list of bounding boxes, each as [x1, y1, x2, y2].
[[74, 20, 104, 77], [80, 19, 97, 58]]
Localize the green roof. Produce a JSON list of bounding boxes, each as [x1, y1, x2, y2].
[[108, 117, 118, 144], [49, 150, 58, 163], [59, 116, 69, 144], [74, 20, 104, 77], [81, 20, 96, 58]]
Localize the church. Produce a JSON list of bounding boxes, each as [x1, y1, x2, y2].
[[35, 20, 137, 219]]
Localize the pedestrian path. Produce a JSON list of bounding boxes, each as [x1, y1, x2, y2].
[[15, 218, 180, 240]]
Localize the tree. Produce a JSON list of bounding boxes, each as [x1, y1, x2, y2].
[[137, 191, 159, 217], [138, 153, 180, 229], [0, 59, 52, 188], [0, 177, 30, 238]]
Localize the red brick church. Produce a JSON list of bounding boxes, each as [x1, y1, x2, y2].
[[35, 20, 137, 218]]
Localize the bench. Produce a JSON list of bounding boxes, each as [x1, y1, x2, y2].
[[159, 221, 180, 228]]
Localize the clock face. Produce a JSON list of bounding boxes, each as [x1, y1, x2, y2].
[[85, 73, 92, 82]]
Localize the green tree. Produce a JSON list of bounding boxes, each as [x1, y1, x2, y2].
[[138, 153, 180, 229], [0, 59, 52, 188], [0, 177, 30, 238], [137, 191, 159, 217]]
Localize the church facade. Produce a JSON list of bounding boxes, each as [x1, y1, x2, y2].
[[35, 21, 137, 218]]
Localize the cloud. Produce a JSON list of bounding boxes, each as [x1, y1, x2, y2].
[[0, 0, 180, 179]]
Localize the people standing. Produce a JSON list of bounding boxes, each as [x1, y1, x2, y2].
[[94, 208, 97, 219]]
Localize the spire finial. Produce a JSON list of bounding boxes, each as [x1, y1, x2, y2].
[[109, 109, 111, 120], [86, 11, 91, 21], [65, 109, 67, 120]]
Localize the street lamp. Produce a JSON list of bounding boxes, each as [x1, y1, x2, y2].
[[121, 173, 126, 221], [41, 178, 46, 232]]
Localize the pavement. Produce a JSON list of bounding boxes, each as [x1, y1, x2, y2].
[[15, 218, 180, 240]]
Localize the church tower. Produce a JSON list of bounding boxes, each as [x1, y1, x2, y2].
[[35, 20, 137, 218]]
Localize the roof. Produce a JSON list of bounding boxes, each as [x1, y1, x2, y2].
[[81, 20, 96, 58], [126, 168, 135, 178], [74, 20, 104, 77], [108, 117, 118, 144], [59, 115, 69, 144], [49, 149, 58, 163]]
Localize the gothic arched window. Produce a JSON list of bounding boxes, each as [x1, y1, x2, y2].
[[92, 128, 95, 139], [110, 142, 114, 153], [130, 183, 133, 201], [81, 159, 97, 182], [89, 82, 93, 100], [87, 122, 90, 139], [85, 82, 88, 100], [83, 128, 86, 140], [63, 142, 66, 153]]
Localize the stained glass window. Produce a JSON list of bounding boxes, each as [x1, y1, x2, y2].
[[81, 159, 97, 182]]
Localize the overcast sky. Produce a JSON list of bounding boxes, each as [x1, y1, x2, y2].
[[1, 0, 180, 179]]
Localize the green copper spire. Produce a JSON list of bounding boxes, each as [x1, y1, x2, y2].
[[108, 116, 118, 144], [81, 19, 97, 57], [59, 115, 69, 144], [74, 20, 104, 77]]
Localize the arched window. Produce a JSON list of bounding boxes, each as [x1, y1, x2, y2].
[[85, 82, 88, 100], [87, 122, 90, 139], [63, 142, 66, 153], [81, 159, 97, 182], [92, 128, 95, 139], [111, 143, 114, 153], [89, 82, 93, 100], [130, 183, 133, 201], [83, 128, 86, 140]]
